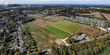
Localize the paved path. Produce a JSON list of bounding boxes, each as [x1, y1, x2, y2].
[[61, 37, 72, 46]]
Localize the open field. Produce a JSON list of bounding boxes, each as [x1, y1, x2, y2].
[[26, 14, 91, 49], [25, 19, 70, 49], [102, 13, 110, 21], [47, 26, 70, 37], [33, 18, 54, 28], [81, 27, 101, 37], [28, 14, 44, 18], [50, 20, 82, 34], [25, 16, 83, 49], [96, 8, 110, 11], [80, 12, 103, 18], [91, 12, 103, 18], [25, 22, 58, 49], [44, 15, 65, 22], [47, 20, 82, 38], [100, 47, 110, 55]]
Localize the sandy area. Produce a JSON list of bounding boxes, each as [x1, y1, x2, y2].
[[33, 18, 54, 28]]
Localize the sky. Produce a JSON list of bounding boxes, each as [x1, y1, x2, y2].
[[0, 0, 110, 5]]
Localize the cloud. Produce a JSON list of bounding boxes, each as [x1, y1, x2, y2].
[[0, 0, 8, 4]]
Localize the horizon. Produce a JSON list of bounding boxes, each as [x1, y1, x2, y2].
[[0, 0, 110, 5]]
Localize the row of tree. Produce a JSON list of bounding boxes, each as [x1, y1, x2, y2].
[[51, 35, 110, 55]]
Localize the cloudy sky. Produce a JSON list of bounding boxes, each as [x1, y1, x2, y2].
[[0, 0, 110, 5]]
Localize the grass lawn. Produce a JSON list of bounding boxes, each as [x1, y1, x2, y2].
[[51, 20, 82, 34], [47, 20, 82, 38], [24, 22, 50, 49], [28, 14, 43, 18], [101, 47, 110, 55], [47, 26, 70, 37]]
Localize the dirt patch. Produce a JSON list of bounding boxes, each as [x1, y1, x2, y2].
[[33, 18, 54, 28], [55, 38, 65, 45], [80, 12, 103, 18], [91, 12, 102, 18], [81, 27, 101, 37]]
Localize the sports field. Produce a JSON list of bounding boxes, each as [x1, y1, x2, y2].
[[47, 20, 82, 37]]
